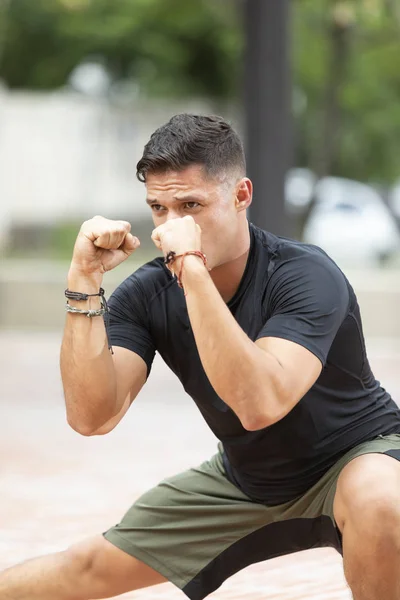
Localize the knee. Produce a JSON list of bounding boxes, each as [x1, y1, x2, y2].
[[356, 493, 400, 540], [63, 537, 105, 583], [334, 455, 400, 539]]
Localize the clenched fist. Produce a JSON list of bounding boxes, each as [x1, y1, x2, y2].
[[151, 216, 202, 259], [70, 216, 140, 278]]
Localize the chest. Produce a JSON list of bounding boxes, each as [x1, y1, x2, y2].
[[149, 287, 264, 401]]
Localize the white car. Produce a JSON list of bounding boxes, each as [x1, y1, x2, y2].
[[285, 168, 316, 217], [389, 179, 400, 222], [302, 177, 400, 267]]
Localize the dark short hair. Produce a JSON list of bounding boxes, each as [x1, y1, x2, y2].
[[136, 114, 246, 183]]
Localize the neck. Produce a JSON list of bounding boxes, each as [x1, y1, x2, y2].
[[210, 227, 251, 303]]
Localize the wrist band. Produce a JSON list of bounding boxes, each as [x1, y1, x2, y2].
[[65, 288, 106, 301], [65, 303, 107, 317], [64, 288, 113, 354], [164, 250, 208, 290]]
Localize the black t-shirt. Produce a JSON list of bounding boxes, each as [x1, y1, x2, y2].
[[108, 222, 400, 505]]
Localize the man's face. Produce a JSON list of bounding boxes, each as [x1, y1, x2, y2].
[[145, 164, 250, 267]]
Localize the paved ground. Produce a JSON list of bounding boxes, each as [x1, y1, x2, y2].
[[0, 332, 399, 599]]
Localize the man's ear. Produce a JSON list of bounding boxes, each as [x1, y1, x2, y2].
[[235, 178, 253, 212]]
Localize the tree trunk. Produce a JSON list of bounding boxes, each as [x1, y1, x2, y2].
[[298, 3, 354, 239], [313, 12, 353, 178]]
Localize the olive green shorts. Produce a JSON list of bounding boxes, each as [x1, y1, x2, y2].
[[104, 434, 400, 600]]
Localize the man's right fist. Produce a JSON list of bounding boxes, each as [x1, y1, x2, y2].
[[70, 215, 140, 277]]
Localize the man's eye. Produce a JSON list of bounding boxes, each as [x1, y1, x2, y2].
[[184, 202, 200, 209], [151, 204, 165, 212]]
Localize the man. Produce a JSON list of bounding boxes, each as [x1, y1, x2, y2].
[[1, 114, 400, 600]]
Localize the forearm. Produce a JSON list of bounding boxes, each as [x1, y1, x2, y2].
[[60, 271, 118, 434], [182, 258, 284, 429]]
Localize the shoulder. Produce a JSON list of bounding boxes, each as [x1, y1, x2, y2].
[[252, 223, 337, 267], [253, 225, 348, 288], [250, 224, 351, 311]]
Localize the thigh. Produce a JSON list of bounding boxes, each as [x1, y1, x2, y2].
[[274, 434, 400, 556], [104, 452, 267, 598], [67, 535, 167, 598], [333, 446, 400, 533], [104, 451, 326, 600]]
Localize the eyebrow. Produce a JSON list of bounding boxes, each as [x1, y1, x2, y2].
[[146, 194, 206, 205]]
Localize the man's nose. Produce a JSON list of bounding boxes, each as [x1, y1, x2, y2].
[[165, 210, 181, 222]]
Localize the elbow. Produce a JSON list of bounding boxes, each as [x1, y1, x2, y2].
[[238, 398, 289, 431], [237, 380, 292, 431], [240, 412, 275, 432], [67, 417, 106, 437]]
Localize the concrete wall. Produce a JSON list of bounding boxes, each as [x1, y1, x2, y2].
[[0, 88, 239, 250], [0, 260, 398, 339], [0, 89, 398, 339]]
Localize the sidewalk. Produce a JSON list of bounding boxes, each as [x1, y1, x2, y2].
[[1, 332, 399, 599]]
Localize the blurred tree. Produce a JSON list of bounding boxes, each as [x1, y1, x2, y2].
[[0, 0, 241, 97], [0, 0, 400, 185], [294, 0, 400, 184]]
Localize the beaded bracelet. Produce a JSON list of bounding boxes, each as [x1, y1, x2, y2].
[[64, 288, 113, 353], [65, 303, 107, 317]]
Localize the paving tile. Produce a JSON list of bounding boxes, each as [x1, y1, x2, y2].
[[0, 332, 398, 599]]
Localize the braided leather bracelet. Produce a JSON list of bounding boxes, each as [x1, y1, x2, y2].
[[65, 288, 106, 302], [164, 250, 208, 289], [64, 287, 113, 353]]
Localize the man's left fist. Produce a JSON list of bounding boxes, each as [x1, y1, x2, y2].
[[151, 216, 202, 257]]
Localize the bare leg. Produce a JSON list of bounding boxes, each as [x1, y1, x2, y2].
[[342, 520, 400, 600], [334, 454, 400, 600], [0, 535, 167, 600]]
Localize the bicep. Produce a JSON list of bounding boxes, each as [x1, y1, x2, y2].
[[252, 256, 349, 422], [92, 347, 148, 435], [260, 256, 350, 365], [113, 345, 148, 404], [256, 336, 322, 414], [108, 275, 156, 376]]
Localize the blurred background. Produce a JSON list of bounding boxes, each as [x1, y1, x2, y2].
[[0, 3, 399, 597], [0, 0, 399, 333]]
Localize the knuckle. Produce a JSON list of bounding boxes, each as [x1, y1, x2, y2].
[[118, 220, 131, 231], [82, 215, 103, 230]]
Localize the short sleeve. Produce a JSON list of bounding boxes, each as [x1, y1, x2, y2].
[[107, 275, 156, 377], [257, 255, 350, 365]]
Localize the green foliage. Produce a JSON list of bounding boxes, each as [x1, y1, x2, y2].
[[293, 0, 400, 183], [0, 0, 242, 97], [1, 0, 400, 182]]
